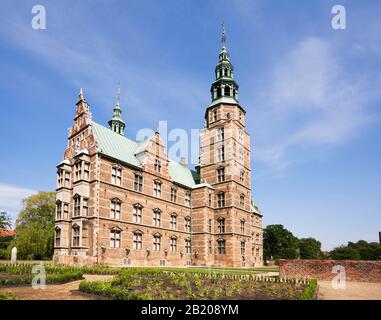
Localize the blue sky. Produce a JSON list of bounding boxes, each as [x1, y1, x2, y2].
[[0, 0, 380, 250]]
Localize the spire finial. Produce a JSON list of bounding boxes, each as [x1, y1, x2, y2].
[[116, 81, 121, 106], [79, 88, 84, 100], [221, 21, 226, 48]]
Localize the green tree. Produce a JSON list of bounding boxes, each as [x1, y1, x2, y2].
[[13, 191, 56, 260], [298, 237, 323, 259], [330, 246, 361, 260], [0, 211, 12, 230], [263, 224, 299, 260]]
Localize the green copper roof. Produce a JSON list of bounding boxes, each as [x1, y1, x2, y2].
[[168, 161, 197, 188], [92, 122, 140, 166], [91, 122, 196, 188]]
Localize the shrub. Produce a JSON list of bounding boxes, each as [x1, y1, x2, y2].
[[298, 279, 318, 300]]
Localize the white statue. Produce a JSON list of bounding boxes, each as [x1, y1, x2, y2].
[[11, 247, 17, 264]]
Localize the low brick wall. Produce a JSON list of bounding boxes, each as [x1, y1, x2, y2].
[[279, 259, 381, 283]]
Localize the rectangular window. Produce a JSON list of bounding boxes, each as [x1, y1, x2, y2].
[[170, 237, 177, 252], [185, 238, 191, 253], [170, 187, 177, 202], [208, 219, 212, 233], [110, 229, 121, 248], [133, 233, 142, 250], [57, 170, 63, 187], [74, 162, 82, 181], [82, 198, 89, 216], [111, 201, 121, 220], [217, 193, 225, 208], [240, 170, 245, 184], [239, 148, 244, 164], [111, 166, 122, 186], [83, 162, 90, 180], [240, 220, 245, 234], [133, 205, 142, 223], [217, 167, 225, 183], [55, 229, 61, 247], [217, 146, 225, 162], [153, 235, 161, 251], [56, 202, 62, 220], [185, 217, 191, 232], [64, 172, 71, 187], [153, 210, 161, 227], [241, 241, 246, 256], [153, 181, 161, 197], [185, 191, 191, 207], [218, 219, 225, 234], [240, 195, 245, 208], [134, 173, 143, 192], [170, 214, 177, 230], [218, 239, 226, 254], [208, 240, 212, 254], [154, 158, 162, 173], [238, 128, 244, 143], [72, 226, 80, 247], [63, 203, 69, 219], [74, 196, 81, 217], [216, 127, 224, 141], [208, 193, 212, 207]]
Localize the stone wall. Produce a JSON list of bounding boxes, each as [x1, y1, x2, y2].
[[279, 259, 381, 283]]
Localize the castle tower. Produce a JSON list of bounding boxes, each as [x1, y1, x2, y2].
[[191, 24, 262, 267], [108, 83, 126, 135]]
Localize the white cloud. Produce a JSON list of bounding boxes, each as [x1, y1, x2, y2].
[[254, 37, 380, 172], [0, 183, 36, 223]]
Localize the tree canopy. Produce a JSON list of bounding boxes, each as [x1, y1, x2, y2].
[[0, 211, 12, 230], [263, 224, 299, 260], [330, 240, 381, 260], [13, 191, 56, 260], [299, 237, 323, 259]]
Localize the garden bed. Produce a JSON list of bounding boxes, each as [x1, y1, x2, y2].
[[79, 269, 317, 300]]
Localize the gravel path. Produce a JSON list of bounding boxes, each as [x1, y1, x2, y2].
[[318, 281, 381, 300], [0, 274, 114, 300]]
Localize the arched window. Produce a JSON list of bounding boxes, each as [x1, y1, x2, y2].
[[224, 86, 231, 96], [216, 87, 222, 98]]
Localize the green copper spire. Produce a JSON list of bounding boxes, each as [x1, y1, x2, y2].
[[108, 82, 126, 135], [210, 22, 239, 103]]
